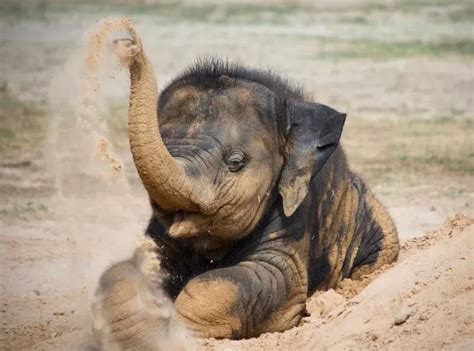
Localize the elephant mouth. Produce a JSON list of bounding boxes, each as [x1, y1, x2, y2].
[[180, 235, 234, 261], [167, 210, 235, 259], [180, 234, 228, 250], [168, 210, 210, 238]]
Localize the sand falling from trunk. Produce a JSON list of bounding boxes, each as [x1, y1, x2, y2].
[[47, 17, 134, 198], [79, 18, 129, 182]]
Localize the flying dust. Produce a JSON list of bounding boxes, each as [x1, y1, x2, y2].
[[42, 18, 197, 350], [47, 18, 130, 196]]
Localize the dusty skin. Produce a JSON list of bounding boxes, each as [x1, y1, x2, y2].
[[1, 2, 473, 350]]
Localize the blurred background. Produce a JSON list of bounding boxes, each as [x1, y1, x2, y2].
[[0, 1, 472, 349]]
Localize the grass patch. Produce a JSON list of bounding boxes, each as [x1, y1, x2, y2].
[[447, 4, 474, 22], [0, 1, 49, 21], [316, 39, 474, 60], [0, 1, 307, 24], [0, 94, 33, 111], [0, 128, 14, 142], [2, 0, 472, 28], [0, 202, 48, 220], [0, 92, 47, 156], [344, 117, 473, 190], [105, 2, 306, 24]]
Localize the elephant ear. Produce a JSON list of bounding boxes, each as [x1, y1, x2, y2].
[[279, 100, 346, 217]]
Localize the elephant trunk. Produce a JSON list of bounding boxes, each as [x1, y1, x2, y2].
[[119, 31, 211, 213]]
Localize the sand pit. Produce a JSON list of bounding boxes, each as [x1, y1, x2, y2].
[[13, 214, 472, 350]]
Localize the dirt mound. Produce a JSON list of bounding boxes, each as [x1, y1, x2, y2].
[[203, 214, 474, 350]]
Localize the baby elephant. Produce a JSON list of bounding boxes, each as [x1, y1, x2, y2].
[[92, 28, 399, 350]]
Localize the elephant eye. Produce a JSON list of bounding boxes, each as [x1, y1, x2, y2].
[[226, 150, 247, 172]]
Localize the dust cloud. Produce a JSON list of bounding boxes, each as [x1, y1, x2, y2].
[[42, 18, 196, 349], [47, 18, 131, 198]]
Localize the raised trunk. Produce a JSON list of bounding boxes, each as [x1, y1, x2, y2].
[[125, 40, 210, 213]]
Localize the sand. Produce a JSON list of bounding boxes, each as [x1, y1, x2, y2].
[[5, 215, 471, 350]]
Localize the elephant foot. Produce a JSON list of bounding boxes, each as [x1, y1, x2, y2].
[[92, 238, 170, 350]]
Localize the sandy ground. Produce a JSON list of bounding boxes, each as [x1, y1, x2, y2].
[[1, 1, 473, 350]]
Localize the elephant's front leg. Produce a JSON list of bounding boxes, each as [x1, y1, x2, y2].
[[92, 238, 194, 350], [174, 251, 308, 339]]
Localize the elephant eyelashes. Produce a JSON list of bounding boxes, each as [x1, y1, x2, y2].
[[226, 150, 247, 172]]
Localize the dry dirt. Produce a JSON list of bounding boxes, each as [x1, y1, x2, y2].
[[1, 1, 473, 350]]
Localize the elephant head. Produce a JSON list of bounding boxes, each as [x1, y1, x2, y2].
[[114, 34, 345, 255]]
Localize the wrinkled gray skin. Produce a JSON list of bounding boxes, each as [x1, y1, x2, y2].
[[92, 36, 399, 350]]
